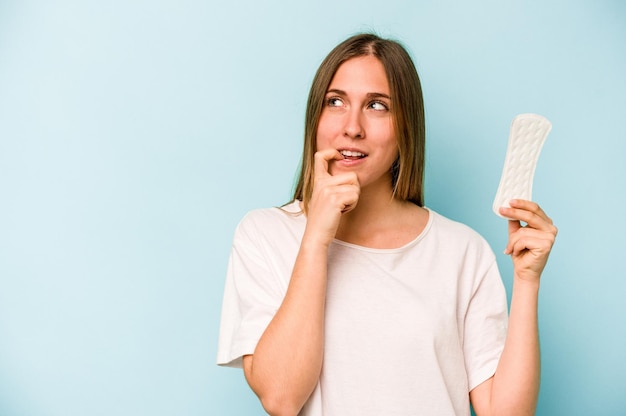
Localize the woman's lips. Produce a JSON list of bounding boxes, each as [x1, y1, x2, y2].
[[339, 149, 367, 160]]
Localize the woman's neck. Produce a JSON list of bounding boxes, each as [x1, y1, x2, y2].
[[334, 187, 427, 249]]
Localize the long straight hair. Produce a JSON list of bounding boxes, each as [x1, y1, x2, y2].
[[292, 33, 426, 212]]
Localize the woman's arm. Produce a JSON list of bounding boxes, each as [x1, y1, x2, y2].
[[471, 199, 557, 416], [242, 236, 329, 416], [243, 149, 360, 416]]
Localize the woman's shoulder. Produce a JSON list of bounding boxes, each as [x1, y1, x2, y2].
[[231, 201, 305, 251], [427, 209, 491, 247], [236, 200, 304, 233]]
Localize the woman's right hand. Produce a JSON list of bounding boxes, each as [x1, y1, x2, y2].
[[244, 148, 355, 415], [305, 148, 360, 246]]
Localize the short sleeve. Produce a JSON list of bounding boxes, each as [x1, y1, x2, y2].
[[216, 214, 287, 368], [463, 260, 508, 391]]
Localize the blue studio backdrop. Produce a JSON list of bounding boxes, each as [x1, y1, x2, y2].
[[0, 1, 625, 415]]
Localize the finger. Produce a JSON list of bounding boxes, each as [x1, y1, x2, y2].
[[506, 227, 556, 256], [314, 172, 360, 196], [315, 181, 360, 206], [314, 149, 343, 178], [504, 219, 521, 254], [337, 183, 361, 213], [508, 199, 552, 223], [508, 219, 521, 235], [508, 233, 554, 258], [340, 196, 359, 213], [333, 172, 359, 187], [499, 200, 555, 232]]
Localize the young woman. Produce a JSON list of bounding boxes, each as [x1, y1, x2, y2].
[[217, 33, 557, 416]]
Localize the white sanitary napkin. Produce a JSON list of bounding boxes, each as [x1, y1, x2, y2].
[[493, 114, 552, 218]]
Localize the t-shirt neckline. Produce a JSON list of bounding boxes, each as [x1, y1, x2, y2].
[[280, 200, 434, 253]]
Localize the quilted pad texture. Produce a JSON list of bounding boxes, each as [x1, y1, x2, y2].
[[493, 114, 552, 217]]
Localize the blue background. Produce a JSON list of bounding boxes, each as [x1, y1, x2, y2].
[[1, 0, 624, 415]]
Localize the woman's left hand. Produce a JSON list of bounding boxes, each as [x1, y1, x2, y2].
[[499, 199, 558, 283]]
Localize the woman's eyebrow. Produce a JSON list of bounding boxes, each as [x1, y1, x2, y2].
[[366, 92, 391, 100], [325, 89, 391, 99], [326, 88, 347, 96]]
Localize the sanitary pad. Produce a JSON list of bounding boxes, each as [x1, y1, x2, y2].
[[493, 114, 552, 217]]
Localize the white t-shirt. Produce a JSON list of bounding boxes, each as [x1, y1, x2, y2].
[[217, 201, 508, 416]]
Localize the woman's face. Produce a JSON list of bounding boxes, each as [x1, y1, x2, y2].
[[316, 55, 398, 191]]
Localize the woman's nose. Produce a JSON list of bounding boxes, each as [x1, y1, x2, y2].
[[343, 108, 364, 139]]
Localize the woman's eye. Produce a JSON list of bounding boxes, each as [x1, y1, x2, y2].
[[369, 101, 389, 111], [326, 97, 344, 107]]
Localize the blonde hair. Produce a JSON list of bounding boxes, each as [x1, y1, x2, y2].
[[292, 33, 426, 211]]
